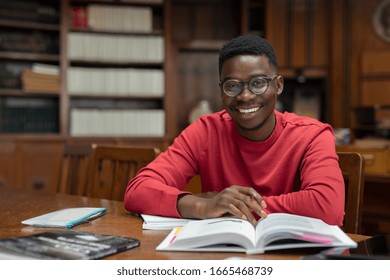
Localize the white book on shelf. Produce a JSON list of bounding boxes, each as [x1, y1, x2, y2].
[[32, 63, 59, 75]]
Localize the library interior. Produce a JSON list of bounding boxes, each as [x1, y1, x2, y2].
[[0, 0, 389, 241]]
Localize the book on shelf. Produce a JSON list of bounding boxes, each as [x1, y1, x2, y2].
[[70, 108, 165, 137], [87, 4, 152, 32], [67, 67, 164, 97], [141, 214, 194, 230], [71, 6, 87, 28], [0, 230, 140, 260], [32, 63, 60, 75], [0, 61, 31, 89], [156, 213, 357, 255], [1, 97, 58, 133], [67, 33, 164, 63], [22, 68, 60, 93]]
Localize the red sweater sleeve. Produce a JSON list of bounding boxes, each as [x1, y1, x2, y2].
[[124, 122, 203, 217], [262, 128, 345, 226]]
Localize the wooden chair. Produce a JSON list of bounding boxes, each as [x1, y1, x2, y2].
[[337, 151, 365, 234], [57, 143, 94, 195], [87, 144, 160, 201]]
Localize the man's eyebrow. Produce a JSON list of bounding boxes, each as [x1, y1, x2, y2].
[[221, 74, 268, 82]]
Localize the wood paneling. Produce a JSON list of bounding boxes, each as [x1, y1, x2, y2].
[[311, 0, 329, 67], [362, 51, 390, 75], [265, 0, 289, 68], [19, 142, 62, 192], [290, 0, 307, 67], [266, 0, 329, 71], [0, 140, 62, 192], [361, 80, 390, 106], [0, 142, 18, 188]]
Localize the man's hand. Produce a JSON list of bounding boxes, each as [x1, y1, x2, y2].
[[177, 185, 267, 225]]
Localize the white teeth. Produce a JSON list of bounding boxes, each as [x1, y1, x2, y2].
[[238, 107, 259, 114]]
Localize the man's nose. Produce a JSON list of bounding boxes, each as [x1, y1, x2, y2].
[[236, 84, 255, 100]]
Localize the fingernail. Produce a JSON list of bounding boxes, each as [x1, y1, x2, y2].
[[261, 200, 267, 208]]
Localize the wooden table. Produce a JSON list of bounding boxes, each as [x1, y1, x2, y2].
[[0, 186, 368, 260]]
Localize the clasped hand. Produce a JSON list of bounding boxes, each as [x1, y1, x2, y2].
[[177, 185, 267, 226]]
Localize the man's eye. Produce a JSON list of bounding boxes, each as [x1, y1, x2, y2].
[[252, 79, 266, 86], [226, 82, 240, 89]]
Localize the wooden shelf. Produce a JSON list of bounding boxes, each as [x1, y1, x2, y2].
[[0, 89, 59, 97], [0, 19, 59, 31], [69, 0, 164, 6], [0, 52, 59, 62], [69, 94, 163, 100], [69, 27, 164, 36], [69, 59, 163, 68]]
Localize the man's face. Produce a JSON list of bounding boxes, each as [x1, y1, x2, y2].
[[220, 55, 283, 141]]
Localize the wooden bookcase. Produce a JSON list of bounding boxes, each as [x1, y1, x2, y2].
[[61, 0, 170, 140], [0, 0, 174, 149], [0, 0, 60, 134]]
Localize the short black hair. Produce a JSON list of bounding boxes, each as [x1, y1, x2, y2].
[[218, 34, 278, 76]]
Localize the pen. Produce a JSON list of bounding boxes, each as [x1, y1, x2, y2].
[[65, 208, 106, 228]]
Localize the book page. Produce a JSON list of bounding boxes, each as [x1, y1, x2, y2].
[[171, 217, 256, 250], [255, 213, 340, 247]]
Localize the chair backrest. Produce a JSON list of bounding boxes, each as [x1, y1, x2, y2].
[[337, 152, 365, 234], [57, 143, 94, 195], [87, 144, 160, 201]]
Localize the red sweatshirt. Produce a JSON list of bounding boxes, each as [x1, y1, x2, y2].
[[124, 110, 345, 226]]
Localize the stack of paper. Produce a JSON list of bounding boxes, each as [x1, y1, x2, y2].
[[141, 214, 195, 230]]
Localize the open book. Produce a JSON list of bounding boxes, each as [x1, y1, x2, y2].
[[157, 213, 357, 254]]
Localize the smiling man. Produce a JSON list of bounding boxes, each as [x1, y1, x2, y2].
[[124, 35, 345, 227]]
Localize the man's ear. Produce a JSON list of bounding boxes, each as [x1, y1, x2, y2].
[[276, 76, 284, 95]]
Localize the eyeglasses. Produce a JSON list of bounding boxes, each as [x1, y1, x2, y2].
[[220, 75, 278, 97]]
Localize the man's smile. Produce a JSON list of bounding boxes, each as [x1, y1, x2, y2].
[[237, 106, 260, 114]]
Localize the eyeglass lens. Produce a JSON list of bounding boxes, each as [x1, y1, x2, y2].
[[223, 77, 273, 97]]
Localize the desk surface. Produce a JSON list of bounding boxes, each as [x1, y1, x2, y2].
[[0, 186, 368, 260]]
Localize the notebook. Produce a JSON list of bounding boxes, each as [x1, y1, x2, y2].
[[141, 214, 194, 230], [21, 207, 106, 228]]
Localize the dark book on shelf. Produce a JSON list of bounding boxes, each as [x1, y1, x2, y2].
[[0, 62, 31, 89], [0, 0, 59, 23], [0, 31, 58, 54], [0, 97, 58, 133], [0, 230, 140, 260]]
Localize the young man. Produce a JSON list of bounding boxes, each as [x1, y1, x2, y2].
[[124, 34, 344, 227]]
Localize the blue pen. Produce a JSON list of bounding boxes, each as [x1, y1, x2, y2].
[[65, 208, 106, 228]]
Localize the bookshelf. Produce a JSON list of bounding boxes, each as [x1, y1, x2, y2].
[[0, 0, 172, 147], [0, 0, 60, 134], [62, 0, 167, 139]]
